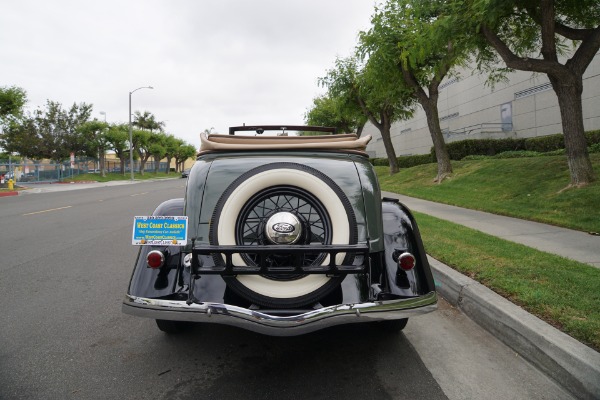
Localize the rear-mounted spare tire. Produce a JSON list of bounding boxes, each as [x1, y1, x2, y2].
[[209, 162, 358, 308]]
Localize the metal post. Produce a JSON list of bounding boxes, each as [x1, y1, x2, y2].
[[128, 86, 153, 181]]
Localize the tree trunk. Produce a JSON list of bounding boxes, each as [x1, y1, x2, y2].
[[356, 122, 365, 138], [154, 156, 160, 174], [166, 157, 172, 174], [422, 97, 453, 183], [548, 74, 595, 186], [378, 114, 398, 174], [100, 151, 106, 178]]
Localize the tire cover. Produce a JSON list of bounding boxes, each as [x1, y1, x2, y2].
[[211, 163, 356, 304]]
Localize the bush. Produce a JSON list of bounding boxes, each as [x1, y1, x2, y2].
[[432, 130, 600, 160], [586, 130, 600, 145], [462, 155, 489, 160], [524, 134, 564, 153], [437, 138, 526, 160], [589, 143, 600, 153], [398, 153, 435, 168], [370, 153, 435, 168], [493, 151, 541, 159]]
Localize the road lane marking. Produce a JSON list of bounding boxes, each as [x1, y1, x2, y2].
[[23, 206, 72, 216], [130, 192, 149, 197]]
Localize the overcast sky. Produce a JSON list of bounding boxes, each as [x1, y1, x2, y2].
[[1, 0, 376, 146]]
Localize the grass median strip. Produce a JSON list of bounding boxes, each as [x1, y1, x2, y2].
[[413, 211, 600, 351]]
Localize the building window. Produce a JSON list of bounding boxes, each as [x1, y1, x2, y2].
[[439, 77, 459, 90], [514, 82, 552, 99], [440, 112, 459, 122]]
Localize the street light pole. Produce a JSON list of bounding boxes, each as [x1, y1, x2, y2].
[[128, 86, 153, 181]]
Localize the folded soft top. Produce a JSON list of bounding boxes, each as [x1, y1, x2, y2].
[[199, 132, 372, 154]]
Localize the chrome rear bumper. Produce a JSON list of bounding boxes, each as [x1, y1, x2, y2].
[[122, 291, 437, 336]]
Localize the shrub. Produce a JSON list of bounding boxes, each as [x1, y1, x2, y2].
[[462, 155, 490, 160], [586, 130, 600, 145], [493, 151, 541, 159], [398, 153, 435, 168], [524, 134, 564, 153], [431, 130, 600, 160]]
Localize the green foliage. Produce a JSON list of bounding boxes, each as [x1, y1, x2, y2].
[[371, 153, 435, 168], [375, 153, 600, 232], [415, 212, 600, 351], [1, 100, 92, 161], [133, 110, 165, 133], [589, 143, 600, 154], [434, 131, 600, 161], [492, 150, 541, 159], [0, 86, 27, 124], [304, 94, 366, 135]]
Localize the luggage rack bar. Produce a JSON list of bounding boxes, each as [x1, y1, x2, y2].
[[191, 244, 369, 275]]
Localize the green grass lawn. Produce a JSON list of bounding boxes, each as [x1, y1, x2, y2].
[[59, 171, 180, 182], [376, 153, 600, 350], [376, 153, 600, 233], [415, 212, 600, 351]]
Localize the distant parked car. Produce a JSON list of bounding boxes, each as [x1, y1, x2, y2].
[[2, 171, 14, 180], [181, 168, 191, 178]]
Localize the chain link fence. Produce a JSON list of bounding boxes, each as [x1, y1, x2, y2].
[[0, 157, 168, 183]]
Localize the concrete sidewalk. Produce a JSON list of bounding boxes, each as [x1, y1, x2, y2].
[[383, 191, 600, 399], [383, 191, 600, 268]]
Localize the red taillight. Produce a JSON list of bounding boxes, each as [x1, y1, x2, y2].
[[398, 252, 416, 271], [147, 250, 165, 269]]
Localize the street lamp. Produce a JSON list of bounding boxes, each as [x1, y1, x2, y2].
[[128, 86, 153, 181]]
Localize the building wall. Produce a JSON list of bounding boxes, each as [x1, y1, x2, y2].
[[365, 52, 600, 158]]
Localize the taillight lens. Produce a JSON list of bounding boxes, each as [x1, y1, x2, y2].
[[398, 252, 416, 271], [147, 250, 165, 269]]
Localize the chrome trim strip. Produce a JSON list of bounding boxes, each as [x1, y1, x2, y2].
[[122, 292, 437, 336]]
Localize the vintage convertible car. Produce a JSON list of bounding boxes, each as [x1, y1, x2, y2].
[[122, 125, 437, 335]]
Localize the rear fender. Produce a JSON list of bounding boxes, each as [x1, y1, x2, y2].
[[127, 198, 184, 298], [379, 198, 435, 298]]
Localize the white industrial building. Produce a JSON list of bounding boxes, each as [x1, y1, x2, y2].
[[364, 52, 600, 158]]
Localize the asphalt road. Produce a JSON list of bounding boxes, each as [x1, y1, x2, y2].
[[0, 180, 573, 400]]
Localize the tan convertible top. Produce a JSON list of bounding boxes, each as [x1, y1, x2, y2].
[[199, 132, 372, 155]]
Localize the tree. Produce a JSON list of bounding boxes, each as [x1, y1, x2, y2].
[[360, 0, 473, 182], [0, 117, 43, 160], [133, 110, 165, 133], [174, 143, 197, 172], [458, 0, 599, 187], [78, 120, 109, 177], [320, 56, 413, 174], [0, 86, 27, 127], [148, 133, 167, 174], [304, 94, 367, 136], [106, 124, 130, 175], [164, 135, 183, 174], [1, 100, 92, 162], [132, 129, 152, 175]]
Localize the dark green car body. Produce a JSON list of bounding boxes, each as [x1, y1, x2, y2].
[[123, 130, 437, 335]]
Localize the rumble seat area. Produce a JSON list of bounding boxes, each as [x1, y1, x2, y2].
[[199, 132, 372, 154]]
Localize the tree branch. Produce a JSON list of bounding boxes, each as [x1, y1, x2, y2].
[[540, 0, 558, 62], [480, 24, 569, 77], [568, 25, 600, 76]]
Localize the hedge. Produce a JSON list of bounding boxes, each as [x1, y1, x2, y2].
[[371, 130, 600, 166]]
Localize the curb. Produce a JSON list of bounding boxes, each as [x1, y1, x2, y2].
[[429, 256, 600, 400], [0, 191, 19, 197]]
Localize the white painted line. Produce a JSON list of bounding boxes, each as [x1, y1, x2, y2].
[[23, 206, 73, 216]]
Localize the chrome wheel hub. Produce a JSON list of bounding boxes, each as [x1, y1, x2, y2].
[[265, 212, 301, 244]]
